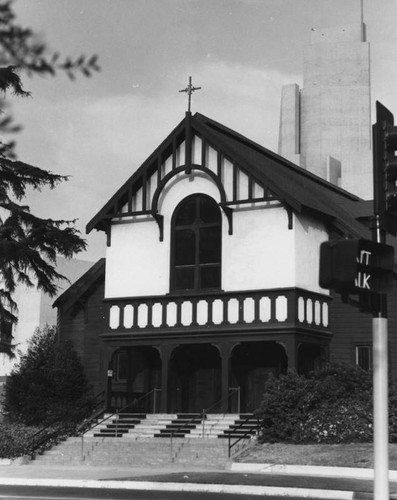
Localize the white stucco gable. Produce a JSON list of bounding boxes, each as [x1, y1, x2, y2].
[[87, 112, 369, 304]]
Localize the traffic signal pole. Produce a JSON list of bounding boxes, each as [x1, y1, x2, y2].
[[372, 101, 396, 500], [373, 313, 389, 499], [318, 101, 397, 498], [373, 217, 389, 500]]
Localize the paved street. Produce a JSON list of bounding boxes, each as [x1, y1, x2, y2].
[[0, 484, 354, 500], [2, 462, 396, 500]]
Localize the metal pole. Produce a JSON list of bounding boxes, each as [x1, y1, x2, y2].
[[373, 314, 389, 500], [372, 211, 389, 500]]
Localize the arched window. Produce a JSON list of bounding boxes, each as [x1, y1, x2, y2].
[[171, 194, 222, 292]]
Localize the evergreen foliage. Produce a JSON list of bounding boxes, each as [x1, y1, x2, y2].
[[3, 325, 93, 425], [0, 0, 100, 355], [256, 364, 375, 443]]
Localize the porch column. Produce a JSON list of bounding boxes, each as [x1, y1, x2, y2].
[[159, 344, 173, 413], [281, 338, 297, 372], [219, 342, 231, 413]]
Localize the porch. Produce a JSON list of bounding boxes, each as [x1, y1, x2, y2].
[[101, 288, 332, 414], [103, 287, 331, 336]]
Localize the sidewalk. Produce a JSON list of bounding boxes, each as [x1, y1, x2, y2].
[[1, 460, 397, 499]]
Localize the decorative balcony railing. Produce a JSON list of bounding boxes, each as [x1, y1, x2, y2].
[[104, 288, 331, 336]]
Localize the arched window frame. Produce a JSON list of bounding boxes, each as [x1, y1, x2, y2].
[[170, 194, 222, 294]]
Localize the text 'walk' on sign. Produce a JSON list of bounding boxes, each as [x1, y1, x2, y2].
[[319, 238, 395, 294]]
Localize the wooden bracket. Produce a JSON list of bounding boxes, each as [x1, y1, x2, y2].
[[152, 213, 164, 242], [221, 205, 233, 235]]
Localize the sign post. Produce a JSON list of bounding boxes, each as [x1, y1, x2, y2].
[[320, 235, 393, 500], [373, 311, 389, 499], [371, 100, 397, 500], [319, 102, 397, 499]]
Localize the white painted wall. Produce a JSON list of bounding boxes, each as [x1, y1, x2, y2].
[[105, 172, 329, 298], [106, 217, 167, 297], [222, 205, 296, 291], [105, 173, 221, 298], [294, 213, 329, 293]]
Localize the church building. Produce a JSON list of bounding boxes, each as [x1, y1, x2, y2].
[[55, 14, 397, 415], [55, 110, 373, 414]]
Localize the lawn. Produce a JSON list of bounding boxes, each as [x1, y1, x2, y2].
[[236, 442, 397, 469]]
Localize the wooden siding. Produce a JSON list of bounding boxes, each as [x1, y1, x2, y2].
[[58, 277, 107, 395], [329, 289, 397, 380]]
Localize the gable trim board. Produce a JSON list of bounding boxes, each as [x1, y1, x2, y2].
[[86, 113, 371, 244], [54, 258, 106, 313]]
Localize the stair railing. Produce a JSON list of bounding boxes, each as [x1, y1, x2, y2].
[[169, 412, 204, 461], [21, 389, 106, 459], [227, 413, 260, 458], [23, 421, 73, 458], [169, 387, 241, 460], [201, 387, 240, 438], [152, 388, 161, 413], [79, 388, 160, 461], [228, 386, 241, 414]]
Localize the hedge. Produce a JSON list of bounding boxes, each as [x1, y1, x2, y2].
[[255, 363, 397, 444], [0, 421, 76, 459]]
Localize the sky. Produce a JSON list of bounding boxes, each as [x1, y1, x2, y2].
[[8, 0, 397, 262]]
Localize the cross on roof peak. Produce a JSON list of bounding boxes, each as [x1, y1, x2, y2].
[[179, 76, 202, 113]]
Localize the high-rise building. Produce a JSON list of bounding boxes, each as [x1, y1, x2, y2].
[[278, 21, 372, 200]]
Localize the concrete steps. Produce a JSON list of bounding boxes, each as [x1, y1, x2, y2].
[[88, 413, 258, 440], [31, 437, 230, 468], [30, 413, 259, 468]]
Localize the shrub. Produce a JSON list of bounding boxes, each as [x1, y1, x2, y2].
[[3, 325, 94, 426], [255, 363, 374, 443], [0, 422, 41, 459], [0, 421, 76, 459], [297, 400, 372, 443]]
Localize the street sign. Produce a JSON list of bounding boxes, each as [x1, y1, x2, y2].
[[319, 238, 394, 294]]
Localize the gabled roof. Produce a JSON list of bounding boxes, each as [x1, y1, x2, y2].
[[53, 258, 105, 311], [86, 112, 371, 239]]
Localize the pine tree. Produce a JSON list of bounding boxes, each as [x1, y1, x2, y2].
[[0, 1, 100, 356], [3, 325, 93, 425]]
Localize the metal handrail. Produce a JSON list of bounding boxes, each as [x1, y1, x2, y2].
[[22, 421, 68, 458], [80, 387, 159, 437], [227, 413, 260, 458], [201, 387, 240, 437], [79, 388, 160, 461], [202, 387, 240, 416], [22, 389, 106, 458], [93, 390, 106, 410], [168, 387, 242, 460], [169, 412, 204, 461]]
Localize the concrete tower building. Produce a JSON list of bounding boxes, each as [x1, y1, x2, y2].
[[278, 20, 372, 200]]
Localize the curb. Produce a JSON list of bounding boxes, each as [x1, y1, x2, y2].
[[0, 477, 354, 499], [231, 462, 397, 481]]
